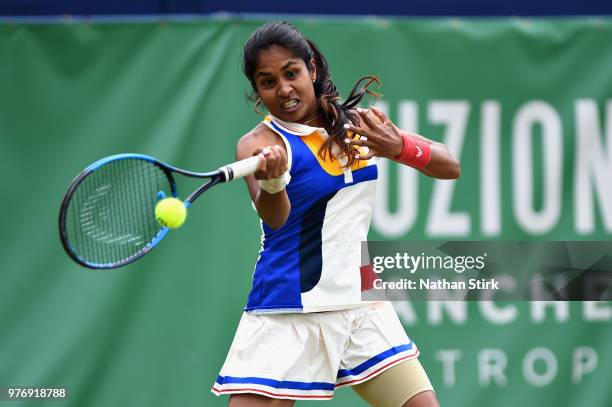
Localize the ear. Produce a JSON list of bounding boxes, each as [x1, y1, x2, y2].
[[309, 58, 317, 82]]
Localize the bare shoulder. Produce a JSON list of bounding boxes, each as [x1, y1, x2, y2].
[[239, 122, 278, 144], [236, 122, 285, 160]]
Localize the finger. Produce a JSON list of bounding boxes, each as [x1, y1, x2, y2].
[[254, 153, 267, 178], [269, 145, 288, 177], [273, 145, 288, 172], [357, 108, 377, 129], [355, 149, 376, 161], [252, 147, 274, 178], [271, 147, 286, 177], [253, 146, 272, 156], [371, 106, 389, 124], [276, 146, 288, 173], [343, 123, 369, 139], [344, 137, 371, 148], [263, 148, 277, 178]]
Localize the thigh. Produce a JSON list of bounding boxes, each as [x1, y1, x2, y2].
[[337, 302, 418, 388], [229, 394, 295, 407], [352, 358, 435, 407]]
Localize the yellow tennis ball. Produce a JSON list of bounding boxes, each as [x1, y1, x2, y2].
[[155, 197, 187, 228]]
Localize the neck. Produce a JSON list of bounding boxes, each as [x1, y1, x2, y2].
[[298, 108, 326, 129]]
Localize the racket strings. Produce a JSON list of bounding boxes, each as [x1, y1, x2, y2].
[[65, 158, 173, 267]]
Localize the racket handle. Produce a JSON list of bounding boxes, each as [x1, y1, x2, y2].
[[219, 155, 260, 181]]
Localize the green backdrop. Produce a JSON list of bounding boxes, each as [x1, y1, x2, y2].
[[1, 16, 611, 406]]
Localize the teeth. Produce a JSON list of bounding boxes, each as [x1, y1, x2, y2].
[[282, 99, 298, 109]]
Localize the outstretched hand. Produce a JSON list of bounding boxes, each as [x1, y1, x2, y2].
[[343, 107, 404, 160]]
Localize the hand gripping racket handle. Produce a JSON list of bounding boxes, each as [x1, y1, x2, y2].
[[219, 155, 260, 182]]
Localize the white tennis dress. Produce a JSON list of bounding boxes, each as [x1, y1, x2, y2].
[[212, 116, 419, 400]]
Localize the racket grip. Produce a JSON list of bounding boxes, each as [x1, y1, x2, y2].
[[220, 155, 260, 181]]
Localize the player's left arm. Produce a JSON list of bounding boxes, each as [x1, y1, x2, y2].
[[397, 129, 460, 180], [344, 107, 460, 180]]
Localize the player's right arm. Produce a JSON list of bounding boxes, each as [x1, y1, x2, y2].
[[236, 125, 291, 230]]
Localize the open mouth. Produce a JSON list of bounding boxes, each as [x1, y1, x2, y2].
[[280, 99, 299, 112]]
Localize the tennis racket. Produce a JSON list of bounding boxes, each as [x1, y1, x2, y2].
[[59, 153, 259, 269]]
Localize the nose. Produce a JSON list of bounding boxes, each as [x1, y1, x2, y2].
[[277, 78, 293, 99]]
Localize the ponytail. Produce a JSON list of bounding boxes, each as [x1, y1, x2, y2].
[[307, 40, 380, 167]]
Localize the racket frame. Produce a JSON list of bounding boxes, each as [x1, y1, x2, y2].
[[59, 153, 242, 269]]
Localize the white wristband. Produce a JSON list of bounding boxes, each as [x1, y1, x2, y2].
[[258, 171, 291, 194]]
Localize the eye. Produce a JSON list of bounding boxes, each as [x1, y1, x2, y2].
[[286, 71, 296, 78], [260, 78, 274, 87]]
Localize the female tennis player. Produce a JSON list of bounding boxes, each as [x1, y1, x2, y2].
[[212, 21, 459, 407]]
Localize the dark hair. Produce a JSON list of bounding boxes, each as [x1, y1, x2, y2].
[[242, 21, 379, 167]]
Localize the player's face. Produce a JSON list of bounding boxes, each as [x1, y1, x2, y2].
[[254, 45, 318, 124]]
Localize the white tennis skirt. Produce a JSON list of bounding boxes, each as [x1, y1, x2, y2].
[[211, 302, 419, 400]]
